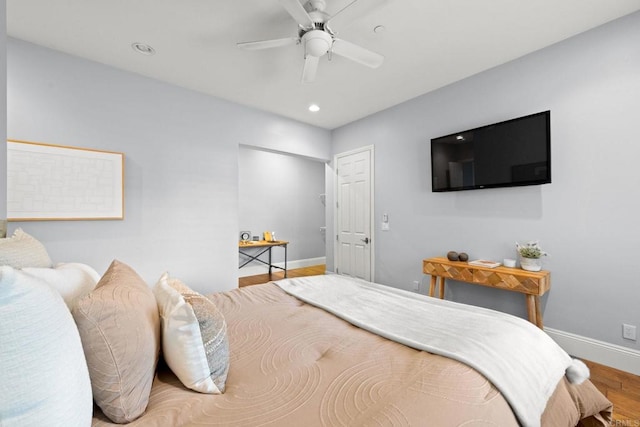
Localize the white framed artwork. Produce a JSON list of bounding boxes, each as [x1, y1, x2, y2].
[[7, 139, 125, 221]]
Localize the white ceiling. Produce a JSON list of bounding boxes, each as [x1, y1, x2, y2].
[[7, 0, 640, 129]]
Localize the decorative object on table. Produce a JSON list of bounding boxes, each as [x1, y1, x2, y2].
[[458, 252, 469, 262], [516, 241, 548, 272], [263, 231, 272, 241], [239, 231, 251, 242], [468, 259, 501, 268], [503, 258, 517, 268], [446, 251, 459, 261]]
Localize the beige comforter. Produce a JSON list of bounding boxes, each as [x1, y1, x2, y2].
[[93, 282, 612, 426]]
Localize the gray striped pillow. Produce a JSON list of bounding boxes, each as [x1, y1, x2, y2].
[[154, 273, 230, 394]]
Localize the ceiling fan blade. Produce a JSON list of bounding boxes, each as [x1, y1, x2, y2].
[[237, 37, 298, 50], [327, 0, 388, 31], [279, 0, 314, 28], [332, 38, 384, 68], [301, 55, 320, 83]]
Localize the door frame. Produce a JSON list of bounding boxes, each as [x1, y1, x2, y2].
[[333, 145, 375, 281]]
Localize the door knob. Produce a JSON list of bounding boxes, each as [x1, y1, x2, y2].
[[361, 237, 370, 244]]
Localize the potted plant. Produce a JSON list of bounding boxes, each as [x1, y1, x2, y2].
[[516, 241, 548, 271]]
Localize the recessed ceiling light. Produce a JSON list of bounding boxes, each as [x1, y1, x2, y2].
[[308, 104, 320, 112], [456, 135, 464, 140], [131, 42, 155, 56], [373, 25, 385, 34]]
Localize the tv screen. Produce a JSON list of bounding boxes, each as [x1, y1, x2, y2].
[[431, 111, 551, 192]]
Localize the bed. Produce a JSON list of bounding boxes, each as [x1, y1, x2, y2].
[[90, 275, 612, 427], [0, 238, 612, 427]]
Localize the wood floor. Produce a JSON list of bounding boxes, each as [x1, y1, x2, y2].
[[239, 265, 640, 422], [583, 359, 640, 422], [238, 264, 326, 287]]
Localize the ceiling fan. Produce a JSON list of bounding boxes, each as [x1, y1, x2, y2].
[[237, 0, 387, 83]]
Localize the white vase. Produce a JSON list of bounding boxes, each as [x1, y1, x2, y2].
[[519, 256, 542, 272]]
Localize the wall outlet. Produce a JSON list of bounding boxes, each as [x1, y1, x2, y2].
[[623, 324, 637, 341], [412, 280, 420, 292]]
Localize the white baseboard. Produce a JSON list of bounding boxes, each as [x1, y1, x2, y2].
[[238, 257, 326, 278], [545, 327, 640, 375]]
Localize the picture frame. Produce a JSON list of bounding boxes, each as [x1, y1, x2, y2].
[[7, 139, 125, 221]]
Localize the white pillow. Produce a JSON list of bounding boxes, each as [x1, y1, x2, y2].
[[22, 263, 100, 309], [0, 266, 93, 427], [154, 273, 229, 394], [0, 228, 53, 268]]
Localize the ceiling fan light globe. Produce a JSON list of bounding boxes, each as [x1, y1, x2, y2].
[[303, 30, 332, 57]]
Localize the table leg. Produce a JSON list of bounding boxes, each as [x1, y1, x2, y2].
[[439, 277, 446, 299], [284, 244, 288, 278], [534, 296, 543, 329], [268, 247, 272, 276], [429, 276, 437, 297], [526, 295, 543, 328]]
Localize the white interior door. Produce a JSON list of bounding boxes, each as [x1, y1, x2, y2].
[[335, 147, 373, 281]]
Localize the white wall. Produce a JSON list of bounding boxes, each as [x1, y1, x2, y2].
[[238, 146, 326, 273], [6, 38, 331, 293], [329, 12, 640, 351]]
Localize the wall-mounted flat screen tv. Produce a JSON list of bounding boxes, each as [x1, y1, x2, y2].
[[431, 111, 551, 192]]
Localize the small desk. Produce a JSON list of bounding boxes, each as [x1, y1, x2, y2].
[[422, 257, 550, 328], [239, 240, 289, 277]]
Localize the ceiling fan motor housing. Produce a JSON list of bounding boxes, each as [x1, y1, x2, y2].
[[303, 29, 332, 57], [308, 0, 327, 12]]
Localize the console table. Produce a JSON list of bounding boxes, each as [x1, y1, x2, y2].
[[239, 240, 289, 277], [422, 257, 550, 328]]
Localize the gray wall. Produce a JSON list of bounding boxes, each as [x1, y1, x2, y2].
[[0, 1, 6, 222], [329, 11, 640, 350], [6, 38, 331, 293], [238, 146, 326, 269]]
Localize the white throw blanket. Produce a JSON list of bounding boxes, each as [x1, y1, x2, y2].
[[275, 275, 587, 427]]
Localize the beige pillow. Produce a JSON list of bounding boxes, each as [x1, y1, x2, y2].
[[72, 260, 160, 423], [0, 228, 53, 268], [154, 273, 229, 394]]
